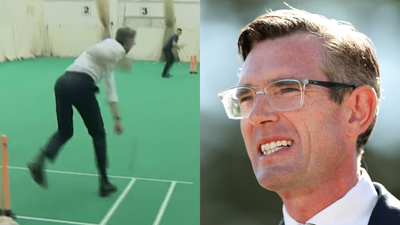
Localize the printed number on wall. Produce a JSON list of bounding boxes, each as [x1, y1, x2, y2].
[[142, 7, 148, 15], [84, 6, 89, 14]]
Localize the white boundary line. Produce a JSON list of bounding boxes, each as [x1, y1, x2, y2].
[[17, 216, 97, 225], [99, 178, 136, 225], [7, 167, 191, 225], [152, 181, 177, 225], [1, 166, 193, 184]]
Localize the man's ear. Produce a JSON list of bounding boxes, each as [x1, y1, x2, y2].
[[345, 85, 377, 138]]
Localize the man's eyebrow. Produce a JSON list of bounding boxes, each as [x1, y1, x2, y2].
[[236, 88, 252, 97], [270, 76, 303, 83], [237, 83, 252, 87], [238, 76, 303, 87]]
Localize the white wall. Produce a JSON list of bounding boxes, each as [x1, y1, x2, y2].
[[174, 2, 200, 62], [0, 0, 199, 62], [0, 0, 45, 62], [116, 0, 200, 61], [42, 0, 105, 56]]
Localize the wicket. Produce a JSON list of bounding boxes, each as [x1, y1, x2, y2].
[[0, 135, 14, 219], [190, 55, 197, 74]]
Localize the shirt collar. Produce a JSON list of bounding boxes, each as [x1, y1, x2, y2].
[[283, 168, 378, 225], [103, 38, 126, 55]]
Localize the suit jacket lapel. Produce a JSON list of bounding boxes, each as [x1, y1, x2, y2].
[[367, 182, 400, 225], [278, 182, 400, 225]]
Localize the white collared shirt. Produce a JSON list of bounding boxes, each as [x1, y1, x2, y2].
[[66, 38, 126, 102], [283, 168, 378, 225]]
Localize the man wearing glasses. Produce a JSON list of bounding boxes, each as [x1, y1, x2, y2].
[[218, 7, 400, 225]]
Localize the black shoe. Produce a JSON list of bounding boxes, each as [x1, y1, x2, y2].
[[99, 181, 117, 197], [4, 209, 16, 220], [28, 162, 47, 188]]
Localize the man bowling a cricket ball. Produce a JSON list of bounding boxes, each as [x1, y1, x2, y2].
[[28, 26, 136, 197]]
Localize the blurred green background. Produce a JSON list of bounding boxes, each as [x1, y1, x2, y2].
[[200, 0, 400, 224]]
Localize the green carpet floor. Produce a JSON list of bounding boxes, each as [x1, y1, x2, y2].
[[0, 57, 200, 225]]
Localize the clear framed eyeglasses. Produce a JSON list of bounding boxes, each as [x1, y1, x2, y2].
[[218, 79, 356, 120]]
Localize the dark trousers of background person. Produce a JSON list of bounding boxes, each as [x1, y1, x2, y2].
[[43, 71, 109, 182], [162, 48, 175, 76]]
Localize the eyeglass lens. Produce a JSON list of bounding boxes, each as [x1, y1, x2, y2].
[[223, 80, 303, 118]]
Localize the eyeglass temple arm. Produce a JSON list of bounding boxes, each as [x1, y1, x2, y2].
[[306, 80, 356, 90]]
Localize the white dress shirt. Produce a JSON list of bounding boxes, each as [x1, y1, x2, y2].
[[66, 38, 126, 102], [283, 168, 378, 225]]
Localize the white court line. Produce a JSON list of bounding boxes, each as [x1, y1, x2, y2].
[[18, 215, 97, 225], [1, 166, 193, 184], [152, 181, 177, 225], [99, 178, 136, 225]]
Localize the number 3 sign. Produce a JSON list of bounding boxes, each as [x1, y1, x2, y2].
[[141, 7, 148, 16]]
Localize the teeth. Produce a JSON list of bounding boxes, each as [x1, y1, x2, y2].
[[261, 140, 294, 155]]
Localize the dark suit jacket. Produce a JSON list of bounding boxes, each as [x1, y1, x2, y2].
[[278, 182, 400, 225]]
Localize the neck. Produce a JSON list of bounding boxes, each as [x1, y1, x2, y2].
[[278, 162, 360, 224]]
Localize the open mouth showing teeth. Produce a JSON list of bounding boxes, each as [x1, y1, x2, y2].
[[261, 140, 293, 155]]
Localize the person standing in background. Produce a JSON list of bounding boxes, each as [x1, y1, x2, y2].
[[162, 28, 182, 78]]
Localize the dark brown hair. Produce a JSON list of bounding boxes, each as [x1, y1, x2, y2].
[[115, 27, 136, 45]]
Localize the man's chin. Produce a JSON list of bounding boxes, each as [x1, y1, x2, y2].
[[256, 169, 298, 192]]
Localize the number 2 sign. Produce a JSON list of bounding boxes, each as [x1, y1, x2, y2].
[[83, 6, 90, 15]]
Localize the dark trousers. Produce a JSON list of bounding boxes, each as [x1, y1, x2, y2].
[[162, 49, 175, 76], [43, 71, 109, 181]]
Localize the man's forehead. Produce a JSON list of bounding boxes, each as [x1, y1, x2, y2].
[[238, 33, 323, 86]]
